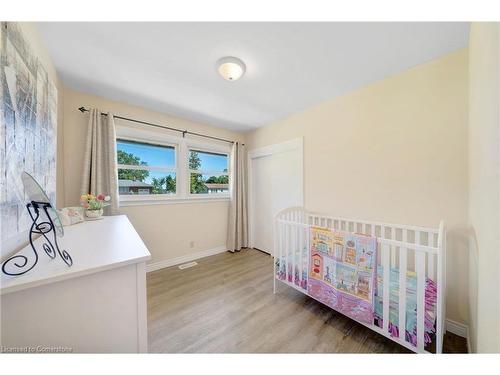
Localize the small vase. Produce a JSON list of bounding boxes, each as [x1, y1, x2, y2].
[[85, 208, 103, 219]]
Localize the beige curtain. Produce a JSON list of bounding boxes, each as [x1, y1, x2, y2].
[[80, 109, 119, 214], [227, 142, 248, 252]]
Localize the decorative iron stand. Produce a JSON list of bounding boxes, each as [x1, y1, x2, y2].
[[1, 201, 73, 276]]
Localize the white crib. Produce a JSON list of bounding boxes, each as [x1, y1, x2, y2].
[[273, 207, 446, 354]]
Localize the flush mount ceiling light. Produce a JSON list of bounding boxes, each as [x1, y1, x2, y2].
[[217, 56, 246, 82]]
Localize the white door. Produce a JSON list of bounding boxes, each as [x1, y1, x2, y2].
[[250, 140, 303, 255]]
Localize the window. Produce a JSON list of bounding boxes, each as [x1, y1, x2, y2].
[[188, 149, 229, 195], [115, 126, 231, 204], [117, 139, 176, 196]]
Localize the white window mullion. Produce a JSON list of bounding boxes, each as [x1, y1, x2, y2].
[[118, 164, 176, 173], [178, 140, 188, 199], [188, 169, 229, 177]]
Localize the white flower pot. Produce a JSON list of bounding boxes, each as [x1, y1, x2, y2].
[[85, 209, 103, 218]]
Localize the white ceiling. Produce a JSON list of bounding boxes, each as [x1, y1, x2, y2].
[[37, 22, 469, 132]]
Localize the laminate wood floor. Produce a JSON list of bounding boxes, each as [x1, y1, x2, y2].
[[147, 249, 467, 353]]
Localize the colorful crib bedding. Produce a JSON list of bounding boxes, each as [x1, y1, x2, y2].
[[374, 266, 437, 346], [276, 247, 309, 290], [275, 227, 379, 324], [307, 228, 377, 324], [275, 226, 438, 348]]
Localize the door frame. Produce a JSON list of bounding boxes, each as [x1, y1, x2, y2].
[[247, 137, 304, 252]]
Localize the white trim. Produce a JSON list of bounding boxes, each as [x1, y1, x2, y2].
[[117, 130, 181, 150], [247, 138, 303, 159], [118, 164, 176, 172], [188, 192, 230, 198], [188, 169, 229, 176], [135, 262, 148, 353], [146, 246, 227, 272], [445, 319, 469, 339], [120, 196, 229, 207], [186, 193, 230, 199], [187, 146, 231, 199], [247, 138, 304, 250], [185, 139, 232, 154]]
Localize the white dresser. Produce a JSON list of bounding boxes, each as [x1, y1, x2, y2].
[[0, 215, 151, 353]]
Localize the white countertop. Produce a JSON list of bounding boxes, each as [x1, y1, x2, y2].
[[1, 215, 151, 295]]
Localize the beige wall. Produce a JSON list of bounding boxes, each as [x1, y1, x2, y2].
[[61, 88, 244, 263], [468, 23, 500, 353], [246, 49, 469, 325]]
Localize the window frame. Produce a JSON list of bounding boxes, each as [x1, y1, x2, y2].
[[187, 146, 230, 198], [115, 125, 231, 206], [117, 137, 179, 198]]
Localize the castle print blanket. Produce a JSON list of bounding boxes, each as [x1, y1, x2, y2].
[[307, 227, 377, 324]]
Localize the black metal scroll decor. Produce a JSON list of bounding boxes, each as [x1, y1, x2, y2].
[[1, 201, 73, 276]]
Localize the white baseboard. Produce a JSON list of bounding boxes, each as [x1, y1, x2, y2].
[[146, 246, 227, 272], [446, 319, 469, 341]]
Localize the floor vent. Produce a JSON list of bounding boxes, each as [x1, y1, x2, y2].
[[178, 261, 198, 270]]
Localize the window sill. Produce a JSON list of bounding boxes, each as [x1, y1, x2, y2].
[[119, 195, 230, 207]]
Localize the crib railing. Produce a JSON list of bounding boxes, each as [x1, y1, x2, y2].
[[273, 207, 446, 354]]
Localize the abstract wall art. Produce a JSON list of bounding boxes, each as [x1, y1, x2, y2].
[[1, 22, 58, 254]]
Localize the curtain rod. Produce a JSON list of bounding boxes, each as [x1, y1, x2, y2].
[[78, 107, 243, 145]]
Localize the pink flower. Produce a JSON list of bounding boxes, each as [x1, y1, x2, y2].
[[97, 194, 105, 201], [83, 203, 90, 209]]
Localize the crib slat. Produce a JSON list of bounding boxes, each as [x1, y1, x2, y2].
[[282, 221, 286, 278], [296, 223, 299, 283], [273, 220, 277, 258], [284, 222, 289, 282], [304, 224, 308, 283], [299, 223, 303, 286], [436, 224, 445, 354], [398, 245, 407, 342], [416, 250, 426, 352], [292, 223, 297, 286], [290, 222, 294, 283], [428, 233, 436, 281], [382, 243, 390, 333], [280, 221, 284, 277], [390, 227, 396, 268]]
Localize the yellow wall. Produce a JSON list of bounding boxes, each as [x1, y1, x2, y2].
[[468, 23, 500, 353], [61, 88, 245, 263], [246, 49, 469, 325]]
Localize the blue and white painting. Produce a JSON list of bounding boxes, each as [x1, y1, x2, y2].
[[0, 22, 58, 254]]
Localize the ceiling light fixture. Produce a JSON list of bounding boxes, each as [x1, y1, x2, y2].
[[217, 56, 246, 82]]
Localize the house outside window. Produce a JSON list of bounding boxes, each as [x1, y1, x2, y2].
[[188, 149, 229, 195]]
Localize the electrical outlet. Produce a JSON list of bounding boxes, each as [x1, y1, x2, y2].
[[189, 241, 195, 248]]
